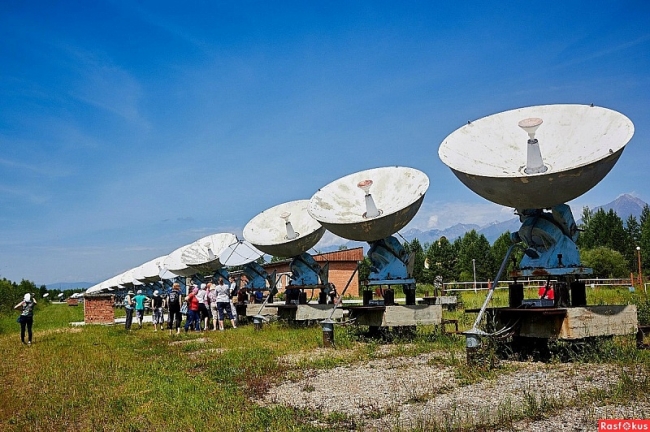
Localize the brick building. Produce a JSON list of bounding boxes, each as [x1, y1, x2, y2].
[[262, 247, 364, 297], [83, 293, 115, 324]]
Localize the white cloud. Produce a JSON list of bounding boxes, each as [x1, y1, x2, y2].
[[426, 215, 439, 229], [314, 231, 352, 251]]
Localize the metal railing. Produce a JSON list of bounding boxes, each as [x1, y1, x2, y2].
[[443, 278, 640, 292]]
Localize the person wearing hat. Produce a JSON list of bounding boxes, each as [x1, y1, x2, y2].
[[123, 290, 135, 330], [151, 290, 164, 331], [14, 293, 37, 345], [133, 289, 149, 329]]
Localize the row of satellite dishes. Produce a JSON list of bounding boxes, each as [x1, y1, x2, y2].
[[86, 104, 634, 295], [85, 233, 264, 293], [85, 164, 429, 294]]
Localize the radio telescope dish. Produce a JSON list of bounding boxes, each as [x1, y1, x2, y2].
[[181, 233, 238, 273], [134, 256, 167, 283], [219, 241, 265, 267], [438, 104, 634, 209], [159, 267, 177, 280], [243, 200, 325, 258], [308, 166, 429, 242], [90, 277, 113, 293], [87, 283, 107, 294], [106, 275, 123, 290], [119, 269, 143, 287], [132, 266, 147, 284], [162, 244, 197, 277], [118, 270, 134, 286]]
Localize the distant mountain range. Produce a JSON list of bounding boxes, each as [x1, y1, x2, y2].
[[45, 282, 94, 290], [47, 194, 647, 287], [589, 193, 647, 223]]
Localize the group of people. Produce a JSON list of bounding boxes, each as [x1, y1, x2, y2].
[[122, 277, 240, 334], [122, 288, 151, 330]]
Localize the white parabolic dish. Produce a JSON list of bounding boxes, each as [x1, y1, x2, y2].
[[85, 283, 101, 294], [119, 269, 135, 286], [243, 199, 325, 258], [162, 244, 197, 277], [181, 233, 238, 273], [159, 268, 177, 281], [96, 275, 121, 292], [219, 241, 264, 267], [438, 104, 634, 209], [308, 166, 429, 242], [134, 255, 167, 283]]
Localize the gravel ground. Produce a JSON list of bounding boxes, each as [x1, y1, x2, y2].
[[262, 349, 649, 431], [495, 403, 650, 432]]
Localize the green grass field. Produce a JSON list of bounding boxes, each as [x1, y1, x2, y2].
[[1, 288, 648, 431]]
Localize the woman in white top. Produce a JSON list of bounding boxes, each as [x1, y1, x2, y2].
[[228, 276, 239, 326], [207, 283, 219, 331], [214, 278, 237, 331]]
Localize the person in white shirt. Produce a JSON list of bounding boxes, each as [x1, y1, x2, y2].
[[214, 278, 237, 331], [196, 283, 210, 331], [228, 276, 239, 326]]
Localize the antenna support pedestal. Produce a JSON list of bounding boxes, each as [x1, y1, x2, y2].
[[290, 252, 327, 286], [513, 204, 593, 277], [366, 235, 412, 283], [360, 235, 417, 305]]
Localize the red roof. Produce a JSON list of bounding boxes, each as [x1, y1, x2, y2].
[[313, 247, 364, 262]]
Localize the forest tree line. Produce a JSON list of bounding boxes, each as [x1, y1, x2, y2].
[[0, 279, 82, 314], [399, 205, 650, 285]]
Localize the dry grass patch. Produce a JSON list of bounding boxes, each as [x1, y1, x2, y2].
[[184, 347, 228, 359], [169, 337, 209, 345], [38, 326, 83, 336], [278, 347, 362, 366]]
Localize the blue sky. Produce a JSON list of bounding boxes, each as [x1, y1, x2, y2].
[[1, 1, 648, 285]]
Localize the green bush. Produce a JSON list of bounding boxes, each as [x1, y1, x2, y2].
[[633, 294, 650, 326], [0, 278, 38, 314]]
